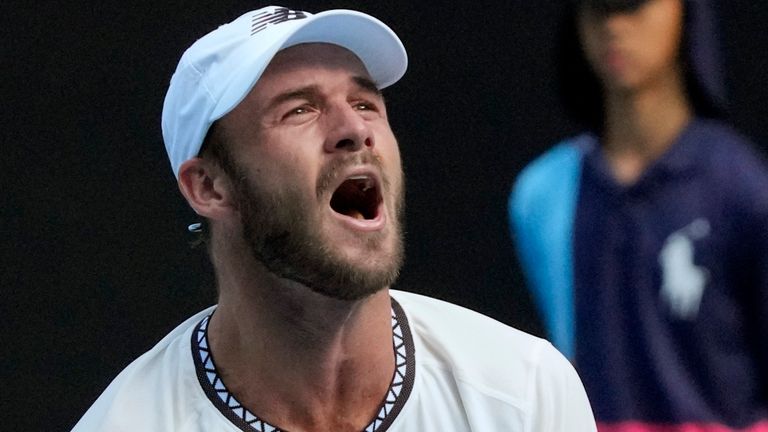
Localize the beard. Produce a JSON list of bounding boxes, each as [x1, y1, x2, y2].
[[224, 151, 405, 301]]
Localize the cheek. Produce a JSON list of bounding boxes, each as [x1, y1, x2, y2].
[[386, 148, 405, 200], [645, 4, 684, 66], [255, 129, 322, 174], [245, 150, 320, 199], [637, 32, 681, 78], [385, 140, 402, 169], [576, 17, 602, 72], [376, 131, 402, 172]]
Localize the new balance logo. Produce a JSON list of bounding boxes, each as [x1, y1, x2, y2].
[[251, 7, 308, 35]]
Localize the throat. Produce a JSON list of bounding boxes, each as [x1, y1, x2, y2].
[[601, 91, 692, 185], [204, 292, 398, 430], [602, 151, 651, 185]]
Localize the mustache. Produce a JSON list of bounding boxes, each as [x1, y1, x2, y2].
[[316, 151, 388, 198]]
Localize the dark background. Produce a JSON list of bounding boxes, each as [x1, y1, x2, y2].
[[4, 1, 767, 430]]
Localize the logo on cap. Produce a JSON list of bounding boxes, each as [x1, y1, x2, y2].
[[251, 7, 308, 35]]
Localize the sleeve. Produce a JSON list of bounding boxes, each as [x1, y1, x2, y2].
[[527, 343, 597, 432], [507, 142, 585, 358], [70, 388, 128, 432]]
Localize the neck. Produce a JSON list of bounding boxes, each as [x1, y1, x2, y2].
[[206, 232, 395, 432], [601, 65, 692, 184]]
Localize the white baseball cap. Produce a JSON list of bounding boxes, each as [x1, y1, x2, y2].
[[162, 6, 408, 178]]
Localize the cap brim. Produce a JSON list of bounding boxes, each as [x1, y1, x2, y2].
[[210, 9, 408, 121], [576, 0, 649, 13]]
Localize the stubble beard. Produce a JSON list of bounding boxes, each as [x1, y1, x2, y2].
[[227, 153, 405, 301]]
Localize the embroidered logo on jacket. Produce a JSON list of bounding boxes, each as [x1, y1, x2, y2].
[[658, 218, 710, 320]]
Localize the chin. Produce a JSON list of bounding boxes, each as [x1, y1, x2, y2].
[[310, 244, 403, 301]]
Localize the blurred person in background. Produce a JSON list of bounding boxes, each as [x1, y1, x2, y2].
[[508, 0, 768, 430]]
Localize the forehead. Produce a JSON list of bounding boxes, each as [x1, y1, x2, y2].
[[218, 43, 379, 130]]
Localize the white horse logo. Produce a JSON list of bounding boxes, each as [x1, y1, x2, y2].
[[658, 218, 710, 320]]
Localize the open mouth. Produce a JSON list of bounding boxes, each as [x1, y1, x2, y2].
[[330, 175, 382, 220]]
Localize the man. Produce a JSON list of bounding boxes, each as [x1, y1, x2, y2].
[[74, 6, 596, 431], [509, 0, 768, 430]]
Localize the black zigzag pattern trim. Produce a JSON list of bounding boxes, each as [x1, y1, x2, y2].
[[192, 315, 284, 432], [191, 298, 415, 432], [369, 298, 416, 431]]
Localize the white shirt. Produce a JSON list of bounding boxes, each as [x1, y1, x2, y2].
[[72, 290, 596, 431]]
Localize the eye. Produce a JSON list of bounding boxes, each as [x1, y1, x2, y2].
[[352, 100, 382, 116], [285, 106, 310, 117], [280, 104, 317, 123], [354, 102, 374, 111]]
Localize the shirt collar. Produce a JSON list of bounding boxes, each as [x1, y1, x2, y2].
[[581, 118, 704, 192]]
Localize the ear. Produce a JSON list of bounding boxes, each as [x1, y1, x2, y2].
[[177, 157, 235, 220]]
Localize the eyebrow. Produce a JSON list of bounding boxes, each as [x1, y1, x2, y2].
[[265, 76, 383, 112], [352, 76, 382, 96], [266, 85, 321, 112]]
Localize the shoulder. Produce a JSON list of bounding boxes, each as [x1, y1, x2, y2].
[[390, 292, 572, 394], [691, 120, 768, 212], [71, 307, 216, 432], [392, 289, 546, 353], [691, 119, 768, 175], [510, 135, 591, 211], [391, 290, 596, 431], [516, 135, 592, 183]]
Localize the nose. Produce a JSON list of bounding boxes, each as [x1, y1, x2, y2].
[[322, 104, 374, 153]]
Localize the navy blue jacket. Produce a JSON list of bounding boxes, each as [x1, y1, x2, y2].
[[509, 118, 768, 430]]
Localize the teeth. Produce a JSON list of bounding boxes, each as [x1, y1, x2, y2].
[[348, 175, 373, 192], [350, 210, 364, 220]]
